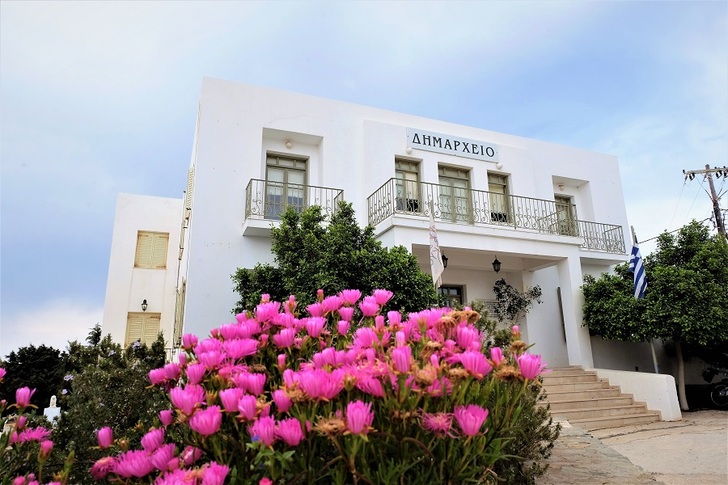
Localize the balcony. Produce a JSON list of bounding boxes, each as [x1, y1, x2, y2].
[[367, 178, 625, 254], [244, 179, 344, 234]]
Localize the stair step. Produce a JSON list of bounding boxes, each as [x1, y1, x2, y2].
[[550, 404, 648, 420], [548, 396, 634, 411], [541, 380, 611, 392], [567, 412, 661, 431], [541, 374, 600, 384], [543, 387, 622, 401]]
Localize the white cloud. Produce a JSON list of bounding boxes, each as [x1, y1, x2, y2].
[[0, 299, 103, 358]]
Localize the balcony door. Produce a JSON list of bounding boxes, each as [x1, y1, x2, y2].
[[554, 195, 578, 236], [395, 159, 421, 213], [266, 155, 307, 219], [438, 166, 471, 223], [488, 173, 510, 223]]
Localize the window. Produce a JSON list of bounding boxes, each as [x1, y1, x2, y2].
[[438, 286, 464, 307], [125, 312, 161, 346], [395, 159, 421, 213], [487, 173, 510, 223], [265, 155, 307, 219], [134, 231, 169, 269], [554, 195, 578, 236], [438, 166, 471, 223]]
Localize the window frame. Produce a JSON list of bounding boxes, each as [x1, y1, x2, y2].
[[134, 231, 170, 269]]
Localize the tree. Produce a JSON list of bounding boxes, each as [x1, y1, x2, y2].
[[0, 344, 66, 412], [582, 220, 728, 410], [232, 202, 438, 313]]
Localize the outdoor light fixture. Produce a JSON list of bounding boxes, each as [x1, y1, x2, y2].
[[492, 256, 501, 273], [141, 299, 148, 312], [441, 253, 448, 269]]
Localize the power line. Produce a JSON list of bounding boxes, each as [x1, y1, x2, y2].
[[637, 217, 712, 244]]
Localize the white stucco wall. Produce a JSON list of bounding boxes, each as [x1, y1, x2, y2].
[[102, 193, 183, 348]]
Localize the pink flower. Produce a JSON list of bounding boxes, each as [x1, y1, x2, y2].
[[234, 372, 266, 395], [276, 417, 304, 446], [113, 449, 154, 478], [490, 347, 504, 366], [141, 428, 165, 452], [219, 388, 244, 413], [197, 350, 224, 370], [148, 368, 167, 385], [248, 416, 276, 446], [15, 387, 35, 408], [338, 306, 355, 321], [337, 320, 351, 335], [273, 328, 296, 348], [305, 317, 326, 338], [163, 362, 182, 380], [511, 325, 520, 336], [0, 367, 6, 381], [421, 413, 453, 435], [256, 301, 281, 322], [182, 333, 198, 350], [185, 363, 207, 385], [170, 384, 205, 416], [238, 394, 258, 420], [223, 338, 259, 360], [273, 389, 292, 413], [159, 409, 174, 426], [306, 302, 324, 317], [353, 327, 378, 348], [388, 310, 402, 327], [391, 346, 412, 373], [39, 439, 53, 459], [517, 353, 547, 379], [189, 406, 222, 436], [15, 426, 51, 443], [339, 289, 361, 306], [322, 295, 343, 314], [201, 462, 229, 485], [259, 479, 273, 485], [372, 289, 393, 306], [90, 456, 116, 479], [97, 426, 113, 449], [16, 415, 27, 430], [456, 325, 481, 350], [277, 354, 286, 370], [346, 400, 374, 435], [359, 297, 380, 317], [459, 350, 493, 379], [454, 404, 488, 437], [180, 446, 203, 465], [149, 443, 176, 471]]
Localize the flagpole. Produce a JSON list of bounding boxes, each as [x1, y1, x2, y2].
[[632, 226, 660, 374]]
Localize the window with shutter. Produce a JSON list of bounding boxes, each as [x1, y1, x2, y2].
[[125, 312, 161, 346], [134, 231, 169, 269]]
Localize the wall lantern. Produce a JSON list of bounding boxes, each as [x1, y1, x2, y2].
[[141, 299, 148, 312], [441, 253, 448, 269], [492, 256, 501, 273]]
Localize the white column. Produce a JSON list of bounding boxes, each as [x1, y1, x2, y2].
[[557, 255, 593, 367]]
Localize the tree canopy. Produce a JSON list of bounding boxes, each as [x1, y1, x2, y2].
[[0, 344, 66, 411], [583, 220, 728, 347], [232, 202, 438, 313]]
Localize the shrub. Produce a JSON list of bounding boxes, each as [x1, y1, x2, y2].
[[92, 290, 558, 484]]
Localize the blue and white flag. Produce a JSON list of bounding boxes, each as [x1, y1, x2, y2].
[[429, 202, 444, 288], [628, 243, 647, 299]]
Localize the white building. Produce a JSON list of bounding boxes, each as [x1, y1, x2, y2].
[[103, 77, 661, 372], [102, 193, 183, 350]]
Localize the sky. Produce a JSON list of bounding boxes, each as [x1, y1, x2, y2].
[[1, 1, 726, 358]]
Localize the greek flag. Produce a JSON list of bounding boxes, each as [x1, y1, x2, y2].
[[628, 243, 647, 299], [429, 202, 444, 288]]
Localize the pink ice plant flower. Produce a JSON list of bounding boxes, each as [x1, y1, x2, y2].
[[322, 295, 343, 314], [248, 416, 276, 446], [337, 320, 351, 335], [15, 387, 35, 408], [148, 368, 167, 386], [272, 389, 292, 413], [372, 289, 394, 306], [223, 338, 259, 360], [90, 456, 116, 479], [170, 384, 206, 416], [233, 372, 266, 395], [490, 347, 504, 366], [159, 409, 174, 426], [458, 350, 493, 379], [339, 289, 361, 306], [391, 346, 412, 373], [185, 363, 207, 385], [421, 412, 453, 435], [182, 333, 198, 350], [141, 428, 165, 452], [201, 462, 230, 485], [219, 388, 244, 413], [454, 404, 489, 437], [276, 417, 305, 446], [39, 439, 53, 458], [149, 443, 176, 472], [346, 400, 374, 435], [237, 394, 258, 420], [113, 449, 154, 478], [189, 406, 222, 436], [305, 317, 326, 338], [256, 301, 281, 322], [517, 353, 547, 379], [97, 426, 114, 449], [0, 367, 5, 382], [273, 328, 296, 348], [359, 297, 380, 317]]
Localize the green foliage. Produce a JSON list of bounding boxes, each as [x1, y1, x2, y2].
[[232, 202, 438, 313], [492, 279, 543, 324], [51, 333, 167, 484], [0, 344, 66, 412], [583, 221, 728, 347]]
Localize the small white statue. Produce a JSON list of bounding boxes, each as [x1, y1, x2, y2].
[[43, 395, 61, 424]]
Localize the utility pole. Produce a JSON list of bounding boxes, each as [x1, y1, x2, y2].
[[682, 164, 728, 240]]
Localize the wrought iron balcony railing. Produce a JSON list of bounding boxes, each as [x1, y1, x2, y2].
[[367, 178, 625, 254], [245, 179, 345, 220]]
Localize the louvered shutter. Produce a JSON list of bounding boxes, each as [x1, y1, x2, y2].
[[125, 313, 144, 346], [134, 232, 153, 268], [143, 314, 161, 344], [151, 233, 169, 269]]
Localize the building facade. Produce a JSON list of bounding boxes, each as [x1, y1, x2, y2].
[[172, 78, 636, 369]]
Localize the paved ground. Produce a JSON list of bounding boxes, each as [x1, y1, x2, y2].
[[539, 410, 727, 485]]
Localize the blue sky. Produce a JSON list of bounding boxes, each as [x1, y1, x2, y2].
[[1, 1, 726, 357]]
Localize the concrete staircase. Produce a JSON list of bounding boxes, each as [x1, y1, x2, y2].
[[541, 366, 661, 431]]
